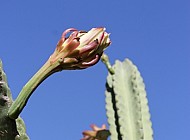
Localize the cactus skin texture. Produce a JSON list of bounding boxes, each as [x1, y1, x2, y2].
[[0, 60, 29, 140], [105, 59, 153, 140]]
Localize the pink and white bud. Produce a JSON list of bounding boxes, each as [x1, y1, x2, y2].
[[50, 27, 111, 70]]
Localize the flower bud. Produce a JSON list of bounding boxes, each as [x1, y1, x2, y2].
[[81, 124, 110, 140], [7, 28, 111, 119], [50, 27, 111, 70]]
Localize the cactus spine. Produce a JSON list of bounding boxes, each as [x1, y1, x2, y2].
[[105, 59, 153, 140]]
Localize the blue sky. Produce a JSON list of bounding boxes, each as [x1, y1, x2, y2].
[[0, 0, 189, 139]]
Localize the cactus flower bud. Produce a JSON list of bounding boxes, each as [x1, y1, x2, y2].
[[8, 27, 111, 119], [50, 27, 111, 69], [81, 124, 110, 140]]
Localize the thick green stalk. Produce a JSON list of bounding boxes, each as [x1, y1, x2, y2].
[[101, 53, 114, 75], [8, 60, 60, 119]]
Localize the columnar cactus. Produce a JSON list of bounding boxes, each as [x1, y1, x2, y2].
[[0, 60, 29, 140], [105, 58, 153, 140], [0, 60, 17, 139]]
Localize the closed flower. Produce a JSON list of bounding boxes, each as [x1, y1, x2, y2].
[[50, 27, 111, 69]]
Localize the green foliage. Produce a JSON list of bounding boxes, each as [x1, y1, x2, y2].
[[105, 59, 153, 140]]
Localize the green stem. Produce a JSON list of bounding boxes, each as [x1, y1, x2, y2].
[[101, 53, 114, 75], [8, 60, 60, 119]]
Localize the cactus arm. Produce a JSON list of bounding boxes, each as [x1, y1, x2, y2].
[[105, 58, 153, 140], [0, 60, 18, 140], [0, 60, 29, 140]]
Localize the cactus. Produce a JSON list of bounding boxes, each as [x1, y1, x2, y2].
[[0, 60, 29, 140], [105, 58, 153, 140], [0, 27, 153, 140]]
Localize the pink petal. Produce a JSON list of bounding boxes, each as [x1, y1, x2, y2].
[[56, 28, 77, 52], [62, 38, 80, 57], [61, 28, 77, 40], [81, 55, 100, 67], [79, 28, 104, 46], [62, 31, 79, 49], [79, 40, 99, 56], [96, 32, 104, 44]]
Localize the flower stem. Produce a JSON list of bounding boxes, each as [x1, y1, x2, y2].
[[101, 53, 114, 75], [8, 59, 60, 119]]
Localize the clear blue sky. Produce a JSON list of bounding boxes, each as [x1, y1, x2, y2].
[[0, 0, 189, 139]]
